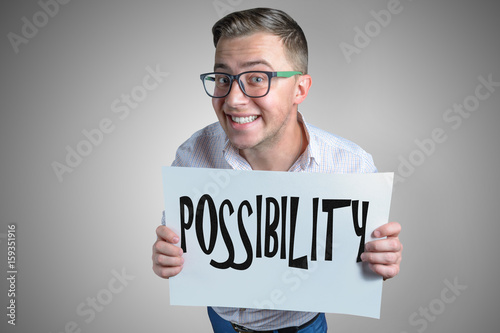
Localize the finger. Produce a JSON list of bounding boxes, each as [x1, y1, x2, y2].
[[156, 225, 180, 244], [360, 251, 400, 265], [153, 239, 184, 257], [154, 253, 185, 268], [364, 237, 402, 253], [373, 221, 401, 238], [368, 263, 400, 280], [153, 263, 183, 279], [152, 242, 184, 279]]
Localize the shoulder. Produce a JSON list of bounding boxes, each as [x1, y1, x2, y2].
[[171, 122, 228, 168], [306, 123, 377, 173], [183, 122, 225, 143]]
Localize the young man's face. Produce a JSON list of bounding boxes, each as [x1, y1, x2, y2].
[[212, 32, 308, 153]]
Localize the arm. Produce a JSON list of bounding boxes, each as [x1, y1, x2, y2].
[[152, 225, 184, 278], [360, 221, 402, 280]]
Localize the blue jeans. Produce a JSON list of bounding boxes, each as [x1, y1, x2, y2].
[[207, 307, 328, 333]]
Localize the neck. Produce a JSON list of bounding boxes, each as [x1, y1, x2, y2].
[[240, 120, 306, 171]]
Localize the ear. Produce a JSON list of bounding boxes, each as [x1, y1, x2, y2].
[[293, 74, 312, 105]]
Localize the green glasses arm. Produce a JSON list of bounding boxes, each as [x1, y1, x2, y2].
[[275, 71, 303, 78]]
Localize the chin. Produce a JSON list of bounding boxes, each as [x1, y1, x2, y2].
[[227, 133, 261, 150], [229, 139, 255, 151]]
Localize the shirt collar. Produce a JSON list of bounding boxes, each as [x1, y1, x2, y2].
[[297, 112, 321, 169]]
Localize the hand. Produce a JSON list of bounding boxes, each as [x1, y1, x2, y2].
[[360, 221, 402, 280], [152, 225, 184, 279]]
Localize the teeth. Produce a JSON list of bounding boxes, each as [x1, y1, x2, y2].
[[232, 116, 258, 124]]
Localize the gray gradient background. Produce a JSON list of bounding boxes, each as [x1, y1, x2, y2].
[[1, 0, 499, 332]]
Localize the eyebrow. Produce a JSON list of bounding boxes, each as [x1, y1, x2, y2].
[[214, 60, 274, 72]]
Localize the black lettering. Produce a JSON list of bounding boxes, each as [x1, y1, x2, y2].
[[280, 196, 287, 259], [210, 199, 235, 269], [232, 200, 253, 270], [289, 197, 308, 269], [179, 196, 194, 253], [264, 197, 279, 257], [195, 194, 218, 255], [352, 200, 369, 262], [322, 199, 351, 261], [256, 195, 262, 258], [311, 197, 319, 261]]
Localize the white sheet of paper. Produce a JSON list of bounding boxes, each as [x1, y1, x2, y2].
[[162, 167, 393, 318]]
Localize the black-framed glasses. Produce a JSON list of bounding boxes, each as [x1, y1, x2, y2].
[[200, 71, 302, 98]]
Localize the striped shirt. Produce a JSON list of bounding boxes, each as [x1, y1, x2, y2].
[[166, 112, 377, 330]]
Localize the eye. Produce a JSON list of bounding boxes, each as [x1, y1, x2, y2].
[[246, 73, 267, 85], [217, 76, 229, 85], [212, 74, 230, 86], [251, 76, 263, 83]]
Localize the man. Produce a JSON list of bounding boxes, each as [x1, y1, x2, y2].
[[152, 7, 402, 333]]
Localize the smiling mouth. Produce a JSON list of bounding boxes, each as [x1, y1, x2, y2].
[[231, 115, 258, 124]]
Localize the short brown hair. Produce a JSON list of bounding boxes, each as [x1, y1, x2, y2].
[[212, 8, 308, 74]]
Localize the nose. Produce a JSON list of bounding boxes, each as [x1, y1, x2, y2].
[[224, 79, 249, 107]]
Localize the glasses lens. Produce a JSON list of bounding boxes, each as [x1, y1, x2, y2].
[[203, 73, 231, 97], [239, 72, 270, 97]]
